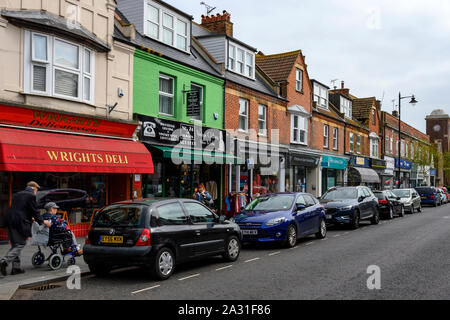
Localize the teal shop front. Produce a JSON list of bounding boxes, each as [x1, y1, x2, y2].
[[321, 155, 349, 195]]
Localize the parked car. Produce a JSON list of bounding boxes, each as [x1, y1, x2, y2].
[[83, 199, 242, 280], [437, 188, 448, 205], [232, 193, 327, 248], [441, 187, 450, 202], [36, 188, 92, 212], [415, 187, 440, 207], [373, 190, 405, 219], [319, 186, 380, 229], [391, 189, 422, 214]]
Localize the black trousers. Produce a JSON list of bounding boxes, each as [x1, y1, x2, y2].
[[1, 228, 27, 269]]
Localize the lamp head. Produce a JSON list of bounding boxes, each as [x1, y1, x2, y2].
[[409, 95, 418, 106]]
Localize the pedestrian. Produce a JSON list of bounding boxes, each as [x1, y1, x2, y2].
[[0, 182, 51, 277], [193, 183, 214, 208]]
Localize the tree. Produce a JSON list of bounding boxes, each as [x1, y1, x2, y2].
[[411, 141, 439, 186]]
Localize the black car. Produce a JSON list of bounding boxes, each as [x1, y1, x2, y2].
[[319, 186, 380, 229], [83, 199, 242, 280], [373, 190, 405, 219], [36, 189, 91, 212]]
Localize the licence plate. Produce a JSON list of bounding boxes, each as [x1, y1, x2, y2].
[[421, 197, 427, 200], [101, 236, 123, 244], [242, 230, 258, 236], [326, 215, 332, 219]]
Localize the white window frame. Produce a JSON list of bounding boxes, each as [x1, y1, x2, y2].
[[144, 1, 191, 53], [296, 69, 303, 92], [371, 139, 379, 158], [340, 96, 352, 118], [313, 83, 328, 109], [349, 132, 354, 153], [159, 74, 175, 117], [291, 114, 307, 145], [238, 98, 249, 132], [386, 136, 390, 153], [406, 143, 409, 159], [390, 137, 394, 154], [333, 127, 338, 150], [258, 104, 267, 136], [24, 30, 95, 104], [227, 40, 255, 80], [356, 135, 361, 154], [324, 124, 329, 148]]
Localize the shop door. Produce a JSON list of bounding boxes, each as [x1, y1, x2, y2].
[[109, 174, 130, 204]]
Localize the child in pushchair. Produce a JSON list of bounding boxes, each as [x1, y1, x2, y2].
[[30, 202, 82, 270]]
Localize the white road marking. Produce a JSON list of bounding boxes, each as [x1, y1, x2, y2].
[[333, 234, 341, 238], [305, 242, 314, 246], [131, 285, 160, 295], [245, 258, 260, 263], [216, 265, 233, 271], [268, 252, 281, 256], [178, 274, 200, 281]]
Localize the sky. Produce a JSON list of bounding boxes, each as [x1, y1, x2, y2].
[[165, 0, 450, 133]]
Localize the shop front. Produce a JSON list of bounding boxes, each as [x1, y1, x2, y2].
[[348, 156, 381, 189], [394, 159, 412, 188], [138, 115, 235, 213], [286, 152, 320, 194], [0, 105, 154, 240], [381, 156, 395, 190], [320, 155, 349, 195], [430, 169, 437, 186]]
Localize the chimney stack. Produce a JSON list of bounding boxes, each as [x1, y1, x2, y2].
[[341, 81, 345, 89], [201, 10, 233, 37]]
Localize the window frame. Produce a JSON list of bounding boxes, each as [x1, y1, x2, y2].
[[190, 83, 204, 121], [258, 104, 267, 136], [182, 201, 216, 225], [159, 74, 175, 117], [290, 114, 307, 145], [349, 132, 354, 153], [313, 83, 328, 109], [238, 98, 249, 132], [323, 124, 329, 148], [333, 127, 338, 150], [296, 68, 303, 92], [227, 40, 255, 79], [155, 202, 189, 226], [356, 135, 361, 154], [25, 30, 95, 104]]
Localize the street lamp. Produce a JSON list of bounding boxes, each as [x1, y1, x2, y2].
[[397, 93, 418, 189]]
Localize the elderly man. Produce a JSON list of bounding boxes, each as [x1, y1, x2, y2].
[[0, 182, 51, 277]]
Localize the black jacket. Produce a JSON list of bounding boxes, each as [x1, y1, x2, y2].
[[5, 187, 44, 237]]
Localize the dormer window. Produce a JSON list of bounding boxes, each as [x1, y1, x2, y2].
[[227, 41, 255, 79], [313, 83, 328, 109], [340, 96, 352, 118], [145, 1, 190, 52]]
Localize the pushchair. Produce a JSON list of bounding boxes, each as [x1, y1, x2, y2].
[[30, 222, 79, 270]]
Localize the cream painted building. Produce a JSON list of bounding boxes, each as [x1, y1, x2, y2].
[[0, 0, 135, 121]]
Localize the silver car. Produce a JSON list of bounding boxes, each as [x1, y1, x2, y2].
[[437, 188, 447, 205], [391, 189, 422, 213]]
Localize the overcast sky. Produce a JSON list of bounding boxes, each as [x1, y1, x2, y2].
[[165, 0, 450, 133]]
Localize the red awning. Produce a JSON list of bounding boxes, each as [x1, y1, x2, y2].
[[0, 127, 154, 173]]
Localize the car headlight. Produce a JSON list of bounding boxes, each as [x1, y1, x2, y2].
[[265, 217, 286, 226], [338, 205, 353, 211]]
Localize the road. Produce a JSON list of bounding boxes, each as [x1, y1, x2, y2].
[[14, 203, 450, 300]]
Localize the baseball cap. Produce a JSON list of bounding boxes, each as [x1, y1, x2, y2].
[[27, 181, 41, 189], [44, 202, 60, 211]]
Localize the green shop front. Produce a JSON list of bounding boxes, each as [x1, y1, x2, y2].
[[321, 155, 349, 194]]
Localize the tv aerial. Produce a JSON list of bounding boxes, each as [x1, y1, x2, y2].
[[200, 2, 217, 15], [330, 79, 339, 89]]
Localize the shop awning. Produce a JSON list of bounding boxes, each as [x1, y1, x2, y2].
[[350, 167, 380, 184], [0, 127, 154, 173], [152, 145, 242, 164]]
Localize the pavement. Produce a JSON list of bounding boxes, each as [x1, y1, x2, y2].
[[0, 237, 89, 300]]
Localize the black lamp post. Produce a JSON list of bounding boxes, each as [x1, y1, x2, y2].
[[397, 93, 418, 189]]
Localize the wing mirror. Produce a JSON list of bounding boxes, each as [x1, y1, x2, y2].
[[397, 197, 401, 201], [296, 204, 306, 211], [358, 196, 365, 203]]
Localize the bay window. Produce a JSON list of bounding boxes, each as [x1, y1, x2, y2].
[[25, 31, 94, 103]]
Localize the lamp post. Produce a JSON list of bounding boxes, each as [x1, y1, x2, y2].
[[397, 93, 418, 189]]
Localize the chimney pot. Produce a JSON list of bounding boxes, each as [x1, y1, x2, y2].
[[341, 81, 345, 89]]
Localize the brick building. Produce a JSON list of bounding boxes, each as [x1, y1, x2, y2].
[[426, 109, 449, 186]]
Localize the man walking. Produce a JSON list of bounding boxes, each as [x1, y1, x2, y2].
[[0, 182, 51, 276]]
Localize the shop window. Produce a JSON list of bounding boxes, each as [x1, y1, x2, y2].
[[253, 166, 278, 196], [183, 202, 215, 223], [159, 74, 174, 116], [25, 31, 94, 103], [156, 202, 188, 225]]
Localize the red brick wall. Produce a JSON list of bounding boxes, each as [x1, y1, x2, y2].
[[224, 81, 289, 145], [310, 113, 346, 155]]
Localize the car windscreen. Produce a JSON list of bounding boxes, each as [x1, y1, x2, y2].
[[322, 188, 358, 200], [392, 190, 411, 198], [245, 195, 295, 211], [374, 193, 385, 200], [92, 204, 145, 228]]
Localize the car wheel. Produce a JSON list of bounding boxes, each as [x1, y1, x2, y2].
[[417, 204, 422, 213], [399, 205, 405, 217], [151, 247, 175, 281], [284, 224, 297, 248], [88, 263, 111, 277], [315, 219, 327, 239], [222, 235, 241, 262], [388, 206, 394, 220], [371, 208, 380, 225], [410, 205, 415, 214], [350, 211, 360, 230]]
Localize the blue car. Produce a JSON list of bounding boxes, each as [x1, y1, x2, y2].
[[415, 187, 440, 207], [232, 193, 327, 248]]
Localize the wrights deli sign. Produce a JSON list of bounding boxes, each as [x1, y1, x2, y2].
[[0, 104, 137, 138]]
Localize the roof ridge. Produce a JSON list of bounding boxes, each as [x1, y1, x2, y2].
[[256, 50, 302, 59]]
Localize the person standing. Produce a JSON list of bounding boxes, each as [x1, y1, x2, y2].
[[0, 182, 51, 276], [193, 184, 213, 208]]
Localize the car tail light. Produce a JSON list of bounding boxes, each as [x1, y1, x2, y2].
[[379, 200, 388, 204], [430, 194, 435, 199], [136, 229, 151, 246]]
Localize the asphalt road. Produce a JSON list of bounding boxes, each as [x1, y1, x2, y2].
[[15, 203, 450, 300]]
